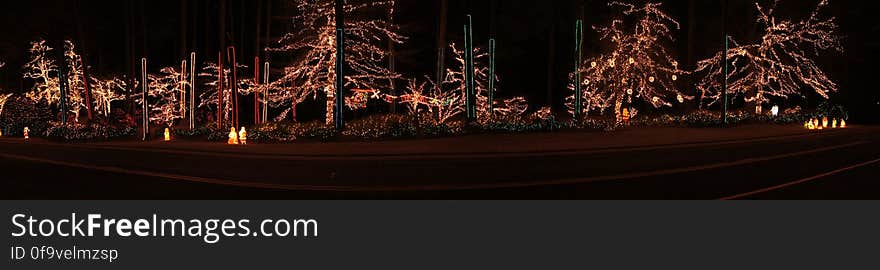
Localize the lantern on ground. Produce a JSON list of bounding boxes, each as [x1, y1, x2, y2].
[[228, 127, 239, 145], [239, 127, 248, 145], [622, 108, 631, 124], [23, 127, 30, 140], [813, 118, 820, 129], [164, 128, 171, 141], [771, 105, 779, 117], [832, 119, 838, 128], [840, 119, 847, 128], [822, 117, 829, 128]]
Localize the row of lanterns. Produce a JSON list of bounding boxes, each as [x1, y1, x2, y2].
[[805, 117, 846, 130]]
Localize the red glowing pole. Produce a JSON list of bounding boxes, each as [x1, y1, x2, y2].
[[254, 56, 260, 125], [79, 57, 94, 121], [217, 51, 224, 128], [263, 61, 269, 123], [227, 46, 239, 129]]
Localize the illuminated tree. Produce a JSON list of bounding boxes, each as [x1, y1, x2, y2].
[[63, 40, 88, 121], [400, 78, 430, 114], [0, 93, 12, 119], [444, 43, 528, 122], [89, 77, 131, 117], [0, 61, 8, 118], [138, 67, 188, 127], [567, 1, 689, 120], [23, 40, 60, 105], [694, 0, 842, 108], [198, 62, 256, 125], [268, 0, 405, 124]]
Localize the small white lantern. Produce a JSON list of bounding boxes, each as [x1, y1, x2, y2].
[[771, 105, 779, 117]]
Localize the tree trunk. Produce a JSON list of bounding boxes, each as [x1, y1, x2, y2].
[[436, 0, 448, 85], [180, 0, 188, 60], [546, 5, 557, 109], [219, 0, 226, 52]]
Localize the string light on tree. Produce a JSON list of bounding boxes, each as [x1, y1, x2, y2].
[[267, 0, 406, 125], [23, 40, 60, 106], [567, 1, 689, 120], [444, 42, 528, 121], [694, 0, 842, 108]]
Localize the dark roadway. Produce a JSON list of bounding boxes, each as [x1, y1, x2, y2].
[[1, 125, 878, 199]]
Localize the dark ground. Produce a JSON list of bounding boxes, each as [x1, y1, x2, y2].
[[1, 124, 878, 200]]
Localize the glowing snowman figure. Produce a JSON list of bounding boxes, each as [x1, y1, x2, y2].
[[238, 127, 248, 145], [228, 127, 239, 145], [164, 128, 171, 141], [822, 117, 829, 128], [771, 105, 779, 117], [832, 119, 838, 129], [840, 119, 847, 128], [23, 127, 30, 140]]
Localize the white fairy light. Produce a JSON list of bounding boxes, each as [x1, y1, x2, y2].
[[695, 0, 842, 108], [567, 1, 689, 119], [266, 0, 405, 125]]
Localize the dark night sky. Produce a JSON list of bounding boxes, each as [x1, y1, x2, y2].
[[1, 0, 878, 122]]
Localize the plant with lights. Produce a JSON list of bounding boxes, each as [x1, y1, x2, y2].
[[138, 66, 188, 127], [694, 0, 842, 109], [89, 77, 131, 117], [23, 40, 60, 106], [267, 0, 405, 125], [567, 1, 689, 121], [198, 62, 255, 126], [0, 93, 12, 119], [62, 40, 89, 121], [443, 43, 528, 122]]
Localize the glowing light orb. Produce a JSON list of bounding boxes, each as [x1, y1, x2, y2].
[[677, 94, 684, 103], [591, 62, 597, 68], [671, 75, 678, 81], [584, 79, 590, 85], [652, 97, 660, 103], [628, 57, 635, 64], [626, 89, 633, 95], [649, 76, 655, 83]]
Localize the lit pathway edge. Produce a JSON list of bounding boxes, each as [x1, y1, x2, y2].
[[0, 141, 867, 192]]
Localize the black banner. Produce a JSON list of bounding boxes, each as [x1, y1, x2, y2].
[[3, 201, 878, 269]]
